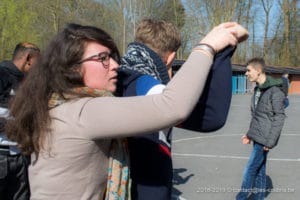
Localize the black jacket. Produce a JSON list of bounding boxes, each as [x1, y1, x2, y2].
[[0, 61, 24, 107], [281, 76, 289, 97], [0, 61, 24, 131]]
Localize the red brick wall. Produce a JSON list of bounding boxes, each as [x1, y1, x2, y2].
[[270, 74, 300, 94], [290, 76, 300, 94]]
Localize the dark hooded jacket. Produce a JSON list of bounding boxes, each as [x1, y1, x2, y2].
[[117, 42, 236, 200], [247, 76, 285, 148], [0, 61, 24, 107], [0, 61, 24, 132]]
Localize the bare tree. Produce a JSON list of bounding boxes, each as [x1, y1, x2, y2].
[[1, 0, 298, 67], [0, 0, 38, 59], [259, 0, 274, 58], [182, 0, 252, 62]]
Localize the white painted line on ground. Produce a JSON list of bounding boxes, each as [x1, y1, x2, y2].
[[173, 134, 242, 143], [171, 194, 187, 200], [172, 153, 300, 162], [173, 134, 300, 143]]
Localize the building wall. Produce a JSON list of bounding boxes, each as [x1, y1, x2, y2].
[[274, 74, 300, 94], [232, 74, 254, 94], [289, 76, 300, 94], [232, 75, 247, 94], [232, 72, 300, 95]]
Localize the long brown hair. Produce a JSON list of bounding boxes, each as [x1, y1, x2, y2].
[[6, 23, 120, 155]]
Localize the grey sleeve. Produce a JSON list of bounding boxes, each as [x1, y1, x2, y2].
[[266, 87, 286, 148], [78, 52, 213, 139]]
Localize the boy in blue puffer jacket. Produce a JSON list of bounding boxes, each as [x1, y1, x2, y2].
[[117, 19, 248, 200]]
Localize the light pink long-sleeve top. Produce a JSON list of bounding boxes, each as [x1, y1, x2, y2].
[[29, 51, 213, 200]]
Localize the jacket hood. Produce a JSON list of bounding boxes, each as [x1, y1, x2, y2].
[[119, 42, 170, 85], [258, 75, 283, 90], [115, 68, 142, 96]]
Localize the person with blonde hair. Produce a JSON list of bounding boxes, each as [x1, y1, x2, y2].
[[118, 18, 248, 200]]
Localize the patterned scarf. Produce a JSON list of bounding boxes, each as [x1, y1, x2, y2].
[[48, 87, 113, 108], [105, 139, 131, 200], [120, 42, 170, 84], [48, 87, 131, 200]]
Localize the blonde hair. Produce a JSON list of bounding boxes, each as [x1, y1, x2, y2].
[[135, 18, 181, 58]]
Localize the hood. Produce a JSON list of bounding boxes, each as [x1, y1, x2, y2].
[[115, 68, 142, 97], [119, 42, 170, 85], [258, 75, 283, 90]]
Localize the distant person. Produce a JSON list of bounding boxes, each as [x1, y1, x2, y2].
[[281, 70, 290, 108], [6, 22, 242, 200], [0, 42, 40, 200], [236, 58, 286, 200], [118, 18, 249, 200]]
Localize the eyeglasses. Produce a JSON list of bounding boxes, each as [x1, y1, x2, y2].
[[77, 52, 111, 68]]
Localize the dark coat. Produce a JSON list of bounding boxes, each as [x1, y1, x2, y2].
[[0, 61, 24, 108], [0, 61, 24, 131]]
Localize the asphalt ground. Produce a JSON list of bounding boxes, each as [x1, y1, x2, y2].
[[172, 94, 300, 200]]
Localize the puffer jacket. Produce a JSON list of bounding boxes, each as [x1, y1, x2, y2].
[[247, 76, 285, 148], [117, 43, 236, 200]]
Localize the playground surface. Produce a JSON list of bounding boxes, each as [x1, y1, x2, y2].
[[172, 94, 300, 200]]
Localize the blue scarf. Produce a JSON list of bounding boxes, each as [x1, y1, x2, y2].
[[120, 42, 170, 84]]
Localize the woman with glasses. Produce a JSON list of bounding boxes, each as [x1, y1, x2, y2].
[[5, 23, 247, 200]]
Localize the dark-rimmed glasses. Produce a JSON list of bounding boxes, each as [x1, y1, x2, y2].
[[77, 52, 111, 68]]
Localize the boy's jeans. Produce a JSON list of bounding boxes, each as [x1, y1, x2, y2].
[[236, 142, 268, 200]]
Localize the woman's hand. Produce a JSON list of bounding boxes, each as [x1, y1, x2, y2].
[[228, 23, 249, 43], [200, 22, 248, 53]]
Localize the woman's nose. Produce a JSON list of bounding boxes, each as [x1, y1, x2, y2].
[[110, 58, 119, 70]]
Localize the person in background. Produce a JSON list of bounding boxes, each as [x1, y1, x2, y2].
[[117, 18, 249, 200], [6, 22, 241, 200], [0, 42, 40, 200], [236, 58, 286, 200], [281, 70, 290, 108]]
